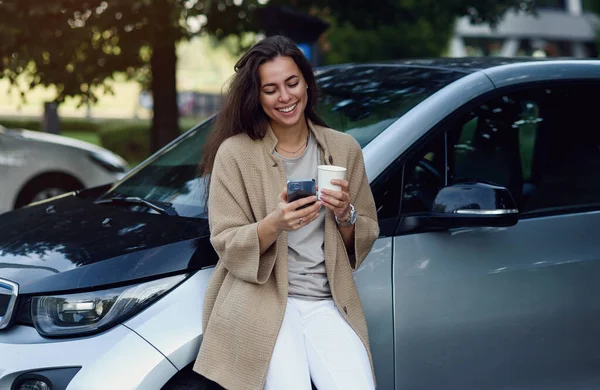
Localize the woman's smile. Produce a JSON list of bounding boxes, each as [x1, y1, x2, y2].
[[277, 102, 298, 114]]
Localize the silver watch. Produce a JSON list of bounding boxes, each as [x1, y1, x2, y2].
[[335, 204, 357, 227]]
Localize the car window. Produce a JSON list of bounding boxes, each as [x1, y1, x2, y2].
[[517, 84, 600, 214], [98, 66, 468, 219], [401, 133, 446, 215], [103, 118, 214, 218], [451, 94, 526, 205], [401, 83, 600, 216], [316, 66, 466, 148]]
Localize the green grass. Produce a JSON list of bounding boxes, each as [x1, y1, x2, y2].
[[63, 131, 101, 145]]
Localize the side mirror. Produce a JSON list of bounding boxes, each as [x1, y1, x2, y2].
[[397, 181, 519, 234]]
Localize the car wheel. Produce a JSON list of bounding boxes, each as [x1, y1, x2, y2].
[[161, 367, 223, 390], [15, 173, 83, 208]]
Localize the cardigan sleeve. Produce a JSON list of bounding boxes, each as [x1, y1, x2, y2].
[[207, 141, 277, 284], [346, 139, 379, 271]]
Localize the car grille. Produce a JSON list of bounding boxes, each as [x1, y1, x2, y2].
[[0, 279, 18, 330]]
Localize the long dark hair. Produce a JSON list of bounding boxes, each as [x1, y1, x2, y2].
[[199, 35, 328, 177]]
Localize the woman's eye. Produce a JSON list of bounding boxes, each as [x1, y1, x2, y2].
[[264, 90, 276, 95], [288, 82, 299, 88]]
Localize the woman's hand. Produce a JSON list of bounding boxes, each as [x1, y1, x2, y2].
[[266, 187, 321, 233], [320, 179, 351, 221]]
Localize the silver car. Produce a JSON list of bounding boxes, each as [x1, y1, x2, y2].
[[0, 125, 129, 213], [1, 58, 600, 390]]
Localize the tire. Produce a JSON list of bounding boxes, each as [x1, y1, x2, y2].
[[161, 367, 223, 390], [15, 173, 83, 208]]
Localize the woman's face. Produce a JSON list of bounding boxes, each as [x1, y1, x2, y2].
[[258, 56, 308, 130]]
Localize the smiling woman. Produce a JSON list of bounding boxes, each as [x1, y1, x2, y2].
[[193, 35, 379, 390]]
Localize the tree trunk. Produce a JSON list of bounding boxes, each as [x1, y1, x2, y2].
[[42, 101, 61, 134], [150, 34, 179, 153]]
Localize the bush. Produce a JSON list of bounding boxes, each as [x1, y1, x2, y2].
[[99, 123, 151, 165], [0, 117, 101, 133], [98, 118, 203, 164]]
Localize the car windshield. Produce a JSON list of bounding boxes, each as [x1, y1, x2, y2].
[[102, 65, 465, 218]]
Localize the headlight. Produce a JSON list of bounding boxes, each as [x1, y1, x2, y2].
[[88, 151, 129, 173], [31, 274, 187, 337]]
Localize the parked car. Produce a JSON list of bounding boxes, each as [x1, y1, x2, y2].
[[0, 125, 129, 213], [2, 58, 600, 390]]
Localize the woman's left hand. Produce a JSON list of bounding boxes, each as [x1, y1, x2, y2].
[[319, 179, 351, 221]]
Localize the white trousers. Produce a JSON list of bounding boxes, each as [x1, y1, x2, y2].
[[264, 297, 375, 390]]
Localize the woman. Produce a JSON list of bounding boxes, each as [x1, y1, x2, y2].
[[194, 35, 379, 390]]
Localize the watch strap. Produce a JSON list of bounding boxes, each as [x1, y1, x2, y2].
[[336, 204, 356, 227]]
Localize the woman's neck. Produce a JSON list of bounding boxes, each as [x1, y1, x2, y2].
[[271, 117, 309, 147]]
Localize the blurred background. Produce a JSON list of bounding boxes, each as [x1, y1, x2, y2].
[[0, 0, 599, 181]]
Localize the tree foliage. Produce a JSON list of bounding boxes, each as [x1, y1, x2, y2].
[[0, 0, 533, 151], [0, 0, 262, 150], [0, 0, 261, 103], [281, 0, 535, 63], [283, 0, 534, 29]]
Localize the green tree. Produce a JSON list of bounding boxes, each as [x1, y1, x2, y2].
[[321, 18, 453, 64], [290, 0, 535, 62], [0, 0, 261, 152], [0, 0, 533, 152]]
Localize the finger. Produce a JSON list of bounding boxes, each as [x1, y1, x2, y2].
[[305, 206, 321, 219], [290, 201, 321, 221], [331, 179, 349, 191], [293, 210, 320, 229], [320, 200, 344, 215], [320, 194, 344, 208], [307, 211, 320, 224], [280, 186, 288, 202], [320, 188, 348, 201], [305, 200, 322, 214], [292, 214, 308, 230], [320, 199, 346, 215], [290, 195, 318, 210]]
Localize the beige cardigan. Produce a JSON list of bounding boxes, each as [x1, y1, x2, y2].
[[193, 122, 380, 390]]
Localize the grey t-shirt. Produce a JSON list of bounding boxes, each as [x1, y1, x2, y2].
[[275, 133, 331, 299]]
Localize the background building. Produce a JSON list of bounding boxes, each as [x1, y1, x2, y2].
[[451, 0, 599, 57]]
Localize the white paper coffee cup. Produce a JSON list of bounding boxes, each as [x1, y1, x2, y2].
[[317, 165, 347, 199]]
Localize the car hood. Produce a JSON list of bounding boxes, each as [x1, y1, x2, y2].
[[0, 196, 216, 295]]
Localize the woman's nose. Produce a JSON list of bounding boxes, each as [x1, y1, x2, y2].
[[279, 88, 291, 102]]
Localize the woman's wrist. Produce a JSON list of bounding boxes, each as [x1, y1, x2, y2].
[[335, 204, 357, 227], [336, 206, 352, 222], [262, 212, 282, 236], [257, 213, 282, 254]]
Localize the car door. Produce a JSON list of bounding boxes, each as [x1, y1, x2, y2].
[[353, 162, 403, 390], [393, 82, 600, 390]]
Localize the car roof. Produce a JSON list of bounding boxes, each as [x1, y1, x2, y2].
[[316, 57, 564, 74], [317, 57, 600, 89]]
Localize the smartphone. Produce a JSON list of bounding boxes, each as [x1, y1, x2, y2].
[[287, 179, 316, 210]]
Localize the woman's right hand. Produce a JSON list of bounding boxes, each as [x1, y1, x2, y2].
[[257, 187, 321, 254], [268, 187, 321, 232]]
